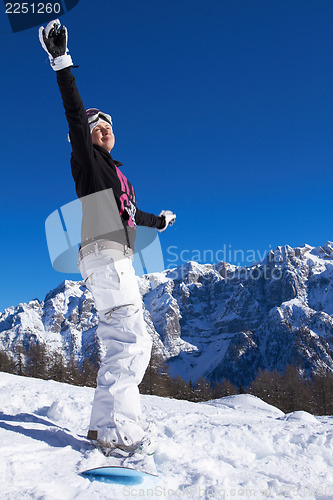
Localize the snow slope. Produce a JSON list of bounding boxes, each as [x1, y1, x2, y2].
[[1, 372, 333, 499]]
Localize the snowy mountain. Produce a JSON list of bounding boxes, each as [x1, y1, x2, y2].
[[1, 372, 333, 499], [1, 242, 333, 387]]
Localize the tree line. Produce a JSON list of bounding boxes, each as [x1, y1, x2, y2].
[[1, 343, 333, 415], [0, 344, 98, 387]]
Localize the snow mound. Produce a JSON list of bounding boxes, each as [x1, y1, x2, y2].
[[47, 399, 77, 424], [208, 393, 285, 417], [283, 410, 319, 423]]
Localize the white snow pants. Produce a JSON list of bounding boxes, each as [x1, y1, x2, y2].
[[78, 242, 152, 447]]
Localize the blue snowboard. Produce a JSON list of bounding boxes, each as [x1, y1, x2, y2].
[[81, 465, 158, 485]]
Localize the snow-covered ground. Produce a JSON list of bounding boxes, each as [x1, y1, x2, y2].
[[1, 373, 333, 500]]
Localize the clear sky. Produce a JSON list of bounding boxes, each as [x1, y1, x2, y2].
[[0, 0, 333, 312]]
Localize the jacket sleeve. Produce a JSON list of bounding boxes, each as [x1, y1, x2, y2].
[[135, 208, 165, 229], [56, 67, 94, 177]]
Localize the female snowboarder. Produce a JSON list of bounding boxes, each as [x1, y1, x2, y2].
[[38, 19, 176, 457]]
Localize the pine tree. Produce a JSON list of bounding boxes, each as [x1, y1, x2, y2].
[[26, 343, 48, 379], [279, 365, 312, 413], [139, 346, 172, 397], [311, 370, 333, 415], [247, 369, 284, 410], [213, 379, 238, 399], [81, 358, 98, 387], [47, 351, 67, 382], [14, 345, 26, 376], [0, 350, 16, 374], [193, 377, 213, 402], [170, 376, 191, 400], [65, 356, 81, 386]]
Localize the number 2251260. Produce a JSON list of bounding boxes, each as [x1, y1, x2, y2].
[[5, 3, 61, 14]]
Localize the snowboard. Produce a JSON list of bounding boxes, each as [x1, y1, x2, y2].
[[80, 453, 158, 485]]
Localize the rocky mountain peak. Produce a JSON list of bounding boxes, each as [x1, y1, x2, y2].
[[1, 242, 333, 387]]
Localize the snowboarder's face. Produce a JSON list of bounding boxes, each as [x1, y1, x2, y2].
[[91, 120, 115, 152]]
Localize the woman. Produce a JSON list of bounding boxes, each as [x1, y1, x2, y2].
[[39, 19, 176, 457]]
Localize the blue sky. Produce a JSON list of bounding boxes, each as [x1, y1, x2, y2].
[[0, 0, 333, 311]]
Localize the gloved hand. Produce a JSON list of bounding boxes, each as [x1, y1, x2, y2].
[[39, 19, 73, 71], [157, 210, 176, 232]]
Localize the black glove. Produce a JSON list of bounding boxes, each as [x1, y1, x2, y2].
[[157, 210, 176, 232], [43, 25, 66, 58], [39, 19, 73, 71]]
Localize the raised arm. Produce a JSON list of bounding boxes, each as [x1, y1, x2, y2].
[[39, 19, 95, 175]]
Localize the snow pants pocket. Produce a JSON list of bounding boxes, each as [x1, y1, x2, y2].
[[79, 248, 141, 312]]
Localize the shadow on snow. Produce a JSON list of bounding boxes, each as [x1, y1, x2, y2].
[[0, 411, 91, 453]]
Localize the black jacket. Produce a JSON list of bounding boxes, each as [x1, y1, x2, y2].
[[56, 67, 164, 250]]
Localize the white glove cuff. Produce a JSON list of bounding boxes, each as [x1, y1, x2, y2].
[[50, 53, 73, 71]]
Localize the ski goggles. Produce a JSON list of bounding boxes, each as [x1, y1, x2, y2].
[[86, 108, 113, 127]]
